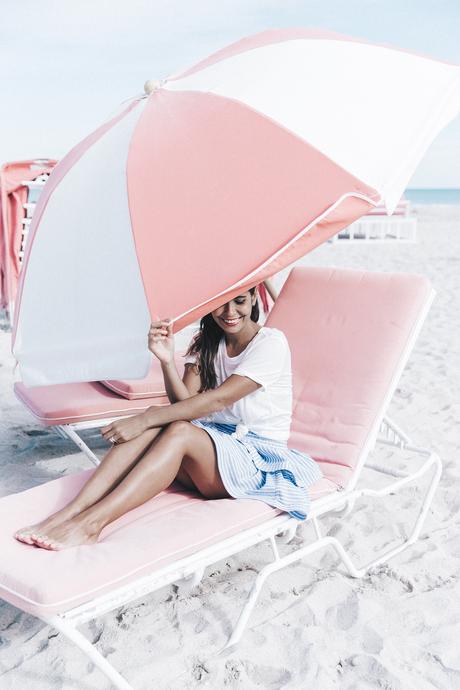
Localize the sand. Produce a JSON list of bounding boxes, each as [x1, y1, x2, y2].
[[0, 204, 459, 689]]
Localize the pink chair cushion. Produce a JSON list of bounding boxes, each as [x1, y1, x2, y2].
[[266, 267, 432, 487], [14, 381, 169, 426], [0, 469, 335, 616], [101, 354, 186, 399]]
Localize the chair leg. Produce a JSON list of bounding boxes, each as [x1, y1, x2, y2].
[[275, 522, 298, 544], [223, 451, 441, 650], [222, 535, 350, 650], [43, 615, 133, 690], [56, 425, 100, 466]]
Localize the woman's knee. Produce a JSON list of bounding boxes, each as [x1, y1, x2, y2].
[[162, 420, 193, 447], [164, 420, 193, 436]]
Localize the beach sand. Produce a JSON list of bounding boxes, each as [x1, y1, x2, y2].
[[0, 204, 459, 689]]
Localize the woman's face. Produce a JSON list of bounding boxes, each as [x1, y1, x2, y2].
[[211, 291, 256, 333]]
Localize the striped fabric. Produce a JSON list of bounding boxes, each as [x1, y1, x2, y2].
[[192, 420, 322, 520]]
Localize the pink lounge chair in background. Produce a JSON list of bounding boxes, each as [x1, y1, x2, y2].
[[1, 266, 441, 690], [330, 195, 417, 242], [0, 159, 57, 325], [14, 352, 187, 466]]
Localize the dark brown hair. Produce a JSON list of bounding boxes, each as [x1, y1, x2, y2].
[[186, 288, 259, 392]]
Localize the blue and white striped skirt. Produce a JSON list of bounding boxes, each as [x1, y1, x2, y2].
[[191, 420, 322, 520]]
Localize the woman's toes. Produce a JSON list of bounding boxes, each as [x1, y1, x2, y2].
[[31, 532, 47, 547], [30, 532, 62, 550], [14, 530, 35, 545], [39, 537, 60, 550]]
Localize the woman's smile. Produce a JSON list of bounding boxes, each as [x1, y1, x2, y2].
[[220, 316, 242, 327]]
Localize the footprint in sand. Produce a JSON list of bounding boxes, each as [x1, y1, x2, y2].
[[245, 662, 292, 688], [336, 592, 359, 630], [361, 625, 384, 654]]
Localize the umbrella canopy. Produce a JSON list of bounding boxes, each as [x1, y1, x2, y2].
[[13, 28, 460, 386]]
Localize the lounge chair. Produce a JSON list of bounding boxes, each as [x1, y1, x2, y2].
[[0, 266, 442, 690], [330, 196, 417, 242], [14, 357, 184, 466], [0, 159, 57, 325]]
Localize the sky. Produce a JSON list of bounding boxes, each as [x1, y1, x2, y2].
[[2, 0, 460, 188]]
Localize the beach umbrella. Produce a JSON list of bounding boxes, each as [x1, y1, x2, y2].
[[12, 28, 460, 386]]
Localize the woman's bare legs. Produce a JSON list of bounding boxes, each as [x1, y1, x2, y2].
[[14, 426, 165, 544], [30, 421, 229, 550]]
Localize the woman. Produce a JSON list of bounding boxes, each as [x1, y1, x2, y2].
[[14, 284, 322, 550]]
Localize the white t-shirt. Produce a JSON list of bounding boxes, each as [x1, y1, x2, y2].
[[185, 326, 292, 441]]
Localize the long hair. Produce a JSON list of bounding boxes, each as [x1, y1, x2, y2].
[[186, 288, 260, 392]]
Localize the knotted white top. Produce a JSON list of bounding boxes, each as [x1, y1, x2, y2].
[[231, 422, 250, 440]]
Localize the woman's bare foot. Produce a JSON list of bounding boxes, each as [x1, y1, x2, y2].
[[14, 504, 83, 545], [30, 515, 101, 551]]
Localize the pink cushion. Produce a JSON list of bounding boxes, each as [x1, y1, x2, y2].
[[14, 380, 169, 426], [0, 470, 336, 616], [101, 354, 185, 399], [267, 267, 432, 487], [0, 470, 275, 615]]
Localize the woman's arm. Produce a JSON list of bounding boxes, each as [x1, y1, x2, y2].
[[101, 374, 260, 443], [162, 360, 202, 401], [142, 374, 260, 429], [149, 320, 199, 403], [161, 360, 193, 402]]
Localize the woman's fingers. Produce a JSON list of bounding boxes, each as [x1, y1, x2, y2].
[[149, 328, 168, 336], [101, 424, 117, 442], [148, 336, 168, 349], [149, 330, 168, 340], [150, 319, 171, 329], [149, 319, 172, 335], [148, 318, 174, 358]]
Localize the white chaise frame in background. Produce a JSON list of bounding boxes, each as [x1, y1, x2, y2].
[[329, 215, 417, 243], [28, 290, 441, 690], [53, 416, 147, 467], [329, 199, 417, 243]]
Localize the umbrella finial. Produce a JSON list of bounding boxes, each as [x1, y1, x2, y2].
[[144, 79, 162, 95]]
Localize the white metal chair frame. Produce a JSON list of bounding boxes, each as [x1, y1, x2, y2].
[[53, 417, 137, 466], [330, 201, 417, 243], [19, 177, 50, 265]]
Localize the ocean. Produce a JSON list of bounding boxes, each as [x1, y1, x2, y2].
[[405, 188, 460, 205]]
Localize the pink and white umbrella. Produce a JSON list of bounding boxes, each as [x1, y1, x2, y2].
[[13, 28, 460, 386]]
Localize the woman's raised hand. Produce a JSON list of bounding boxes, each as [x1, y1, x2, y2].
[[148, 319, 175, 364]]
